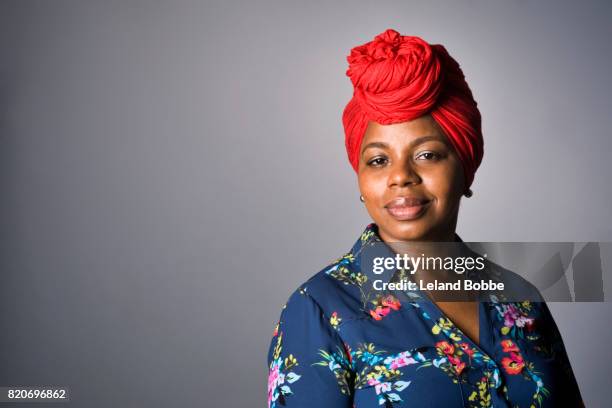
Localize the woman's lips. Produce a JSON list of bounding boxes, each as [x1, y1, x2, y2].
[[385, 197, 430, 221]]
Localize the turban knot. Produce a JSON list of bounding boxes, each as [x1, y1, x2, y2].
[[342, 29, 484, 188]]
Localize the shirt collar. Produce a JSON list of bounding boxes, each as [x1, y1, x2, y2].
[[350, 222, 463, 256], [346, 223, 465, 299]]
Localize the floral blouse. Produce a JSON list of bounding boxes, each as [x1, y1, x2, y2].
[[267, 223, 583, 407]]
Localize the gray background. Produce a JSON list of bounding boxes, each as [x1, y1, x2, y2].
[[1, 0, 610, 406]]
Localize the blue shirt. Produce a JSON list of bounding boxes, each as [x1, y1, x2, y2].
[[267, 223, 583, 407]]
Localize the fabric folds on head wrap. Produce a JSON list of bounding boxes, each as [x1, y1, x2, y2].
[[342, 28, 484, 189]]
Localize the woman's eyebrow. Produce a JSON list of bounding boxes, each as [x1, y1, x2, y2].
[[361, 141, 388, 155], [408, 135, 446, 147], [361, 135, 446, 155]]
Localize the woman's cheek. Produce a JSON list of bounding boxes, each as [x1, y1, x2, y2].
[[362, 177, 385, 201]]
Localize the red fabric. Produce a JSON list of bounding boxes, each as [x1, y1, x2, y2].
[[342, 29, 483, 188]]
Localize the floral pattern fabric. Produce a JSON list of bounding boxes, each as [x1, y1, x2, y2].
[[267, 223, 583, 407]]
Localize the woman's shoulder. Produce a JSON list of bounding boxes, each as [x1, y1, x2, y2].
[[277, 251, 368, 326]]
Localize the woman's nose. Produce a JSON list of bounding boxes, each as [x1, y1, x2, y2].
[[388, 160, 421, 188]]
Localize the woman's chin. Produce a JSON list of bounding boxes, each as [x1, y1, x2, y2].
[[378, 219, 432, 242]]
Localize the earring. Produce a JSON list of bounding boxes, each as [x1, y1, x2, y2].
[[359, 195, 365, 202], [464, 189, 473, 198]]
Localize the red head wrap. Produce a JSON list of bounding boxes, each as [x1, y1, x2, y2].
[[342, 29, 484, 189]]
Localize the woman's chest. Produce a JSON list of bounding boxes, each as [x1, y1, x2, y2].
[[336, 302, 570, 407]]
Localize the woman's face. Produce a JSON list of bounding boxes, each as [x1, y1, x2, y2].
[[358, 115, 466, 243]]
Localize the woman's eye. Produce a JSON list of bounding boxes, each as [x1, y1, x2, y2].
[[416, 151, 439, 161], [367, 157, 388, 167]]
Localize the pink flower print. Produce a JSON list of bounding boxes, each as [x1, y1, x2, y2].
[[369, 306, 391, 320], [267, 362, 281, 406], [374, 382, 392, 395], [381, 295, 401, 310], [503, 304, 520, 327], [515, 315, 534, 328], [367, 377, 381, 387], [387, 352, 417, 369], [458, 342, 475, 358], [370, 295, 402, 320], [503, 304, 535, 330]]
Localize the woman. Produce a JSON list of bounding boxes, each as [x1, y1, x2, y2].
[[267, 29, 584, 407]]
